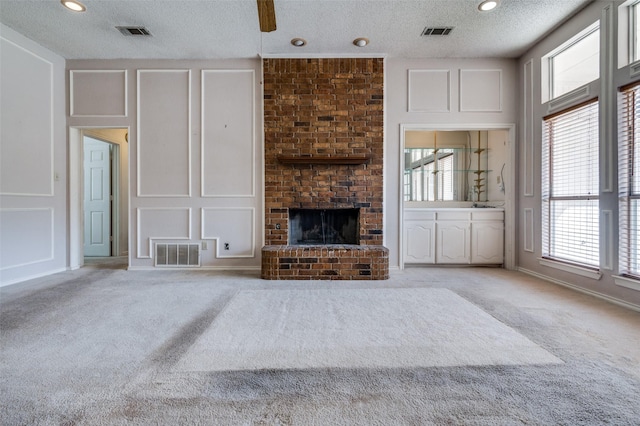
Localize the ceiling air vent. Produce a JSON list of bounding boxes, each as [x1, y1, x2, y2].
[[116, 26, 152, 36], [421, 27, 453, 36]]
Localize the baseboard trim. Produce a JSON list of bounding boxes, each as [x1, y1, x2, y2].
[[518, 267, 640, 313], [0, 267, 67, 288], [127, 266, 261, 273]]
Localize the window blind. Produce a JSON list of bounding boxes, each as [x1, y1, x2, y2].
[[439, 153, 454, 201], [542, 98, 599, 268], [619, 82, 640, 278]]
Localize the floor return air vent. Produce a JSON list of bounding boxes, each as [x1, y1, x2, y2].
[[155, 243, 200, 267]]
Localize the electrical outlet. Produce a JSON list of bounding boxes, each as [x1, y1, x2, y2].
[[224, 243, 230, 250], [202, 241, 208, 250]]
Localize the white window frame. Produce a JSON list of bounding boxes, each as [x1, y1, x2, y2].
[[619, 0, 640, 68], [617, 82, 640, 282], [542, 21, 600, 103]]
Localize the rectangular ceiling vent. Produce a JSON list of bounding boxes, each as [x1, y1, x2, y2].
[[421, 27, 454, 36], [116, 26, 152, 36]]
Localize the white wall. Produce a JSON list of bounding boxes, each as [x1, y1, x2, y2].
[[67, 59, 263, 270], [0, 24, 67, 286], [518, 0, 640, 308], [385, 58, 518, 269]]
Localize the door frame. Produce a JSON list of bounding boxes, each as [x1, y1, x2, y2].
[[399, 123, 516, 271], [69, 126, 129, 269]]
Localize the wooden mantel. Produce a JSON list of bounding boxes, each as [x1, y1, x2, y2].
[[276, 154, 371, 165]]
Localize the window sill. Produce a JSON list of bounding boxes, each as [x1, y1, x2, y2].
[[613, 275, 640, 292], [538, 258, 602, 280]]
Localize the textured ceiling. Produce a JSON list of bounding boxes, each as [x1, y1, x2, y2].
[[0, 0, 593, 59]]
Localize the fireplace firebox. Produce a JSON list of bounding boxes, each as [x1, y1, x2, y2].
[[288, 208, 359, 245]]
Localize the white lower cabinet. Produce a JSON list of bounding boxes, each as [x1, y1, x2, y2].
[[436, 221, 470, 263], [471, 221, 504, 264], [404, 221, 436, 263], [403, 208, 504, 265]]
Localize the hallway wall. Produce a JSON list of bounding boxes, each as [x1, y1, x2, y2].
[[0, 24, 67, 286]]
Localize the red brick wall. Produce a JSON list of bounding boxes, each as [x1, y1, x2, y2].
[[263, 58, 384, 246]]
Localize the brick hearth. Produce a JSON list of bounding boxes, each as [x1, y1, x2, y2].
[[261, 58, 389, 280], [262, 245, 389, 280]]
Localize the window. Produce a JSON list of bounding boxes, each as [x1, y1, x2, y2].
[[542, 99, 600, 268], [619, 82, 640, 278], [617, 0, 640, 68], [404, 148, 456, 201], [633, 2, 640, 62], [545, 23, 600, 100]]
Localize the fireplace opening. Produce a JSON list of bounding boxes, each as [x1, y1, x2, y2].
[[288, 208, 359, 245]]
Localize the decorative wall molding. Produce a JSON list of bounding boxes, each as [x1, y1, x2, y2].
[[0, 208, 54, 269], [601, 209, 613, 270], [136, 207, 192, 258], [136, 69, 192, 197], [523, 59, 534, 197], [524, 208, 534, 253], [459, 69, 502, 112], [407, 69, 451, 112], [201, 207, 255, 258], [70, 70, 128, 117], [0, 37, 54, 197], [201, 69, 255, 197]]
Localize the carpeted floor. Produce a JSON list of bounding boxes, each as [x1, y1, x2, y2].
[[176, 288, 561, 372], [1, 265, 639, 425]]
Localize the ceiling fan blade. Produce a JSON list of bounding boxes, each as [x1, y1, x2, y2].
[[257, 0, 277, 32]]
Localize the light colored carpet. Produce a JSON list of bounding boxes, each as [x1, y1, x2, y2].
[[175, 288, 561, 371], [2, 268, 639, 425]]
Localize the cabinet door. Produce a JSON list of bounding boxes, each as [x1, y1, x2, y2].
[[437, 222, 470, 264], [404, 221, 435, 264], [471, 222, 504, 264]]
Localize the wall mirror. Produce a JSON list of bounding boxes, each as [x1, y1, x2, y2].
[[403, 130, 507, 203]]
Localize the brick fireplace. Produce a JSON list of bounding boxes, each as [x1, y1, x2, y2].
[[261, 58, 389, 280]]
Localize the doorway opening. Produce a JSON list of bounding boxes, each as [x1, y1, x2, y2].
[[69, 127, 129, 270]]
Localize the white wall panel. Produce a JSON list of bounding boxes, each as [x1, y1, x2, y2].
[[136, 208, 191, 258], [524, 208, 534, 253], [0, 208, 54, 269], [201, 70, 255, 197], [407, 70, 450, 112], [0, 37, 53, 196], [70, 70, 127, 117], [137, 70, 191, 197], [202, 207, 255, 258], [459, 69, 502, 112], [523, 60, 534, 197], [601, 209, 612, 270]]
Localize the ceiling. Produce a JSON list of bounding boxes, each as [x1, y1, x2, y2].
[[0, 0, 593, 60]]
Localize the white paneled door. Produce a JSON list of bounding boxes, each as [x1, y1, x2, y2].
[[83, 137, 111, 257]]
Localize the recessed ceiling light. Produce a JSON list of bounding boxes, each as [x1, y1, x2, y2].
[[291, 38, 306, 47], [60, 0, 86, 12], [353, 38, 369, 47], [478, 0, 498, 12]]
